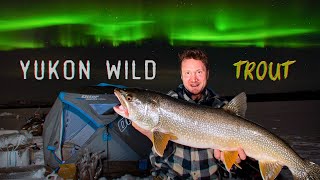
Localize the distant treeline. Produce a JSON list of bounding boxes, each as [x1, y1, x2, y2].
[[224, 90, 320, 102], [1, 89, 320, 109]]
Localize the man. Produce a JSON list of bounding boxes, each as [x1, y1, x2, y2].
[[133, 48, 246, 179]]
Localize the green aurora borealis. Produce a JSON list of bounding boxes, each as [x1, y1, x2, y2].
[[0, 0, 319, 50]]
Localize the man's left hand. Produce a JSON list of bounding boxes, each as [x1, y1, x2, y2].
[[214, 148, 246, 164]]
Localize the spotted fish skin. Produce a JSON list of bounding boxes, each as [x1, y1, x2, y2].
[[113, 88, 320, 180]]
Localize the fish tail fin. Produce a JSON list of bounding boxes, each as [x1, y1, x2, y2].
[[293, 160, 320, 180]]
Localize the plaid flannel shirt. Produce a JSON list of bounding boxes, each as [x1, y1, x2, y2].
[[150, 84, 227, 180]]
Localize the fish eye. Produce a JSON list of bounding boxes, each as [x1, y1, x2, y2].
[[126, 95, 133, 101]]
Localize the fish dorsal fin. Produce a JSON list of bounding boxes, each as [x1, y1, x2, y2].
[[259, 161, 283, 180], [223, 92, 247, 118], [222, 151, 242, 172], [152, 131, 177, 157]]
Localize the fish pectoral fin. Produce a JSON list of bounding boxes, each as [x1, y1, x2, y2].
[[223, 151, 239, 172], [152, 131, 177, 157], [234, 162, 242, 169], [259, 161, 283, 180]]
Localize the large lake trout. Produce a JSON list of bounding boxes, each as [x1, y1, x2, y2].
[[113, 88, 320, 180]]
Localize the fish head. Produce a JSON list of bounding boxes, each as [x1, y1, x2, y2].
[[113, 88, 160, 130]]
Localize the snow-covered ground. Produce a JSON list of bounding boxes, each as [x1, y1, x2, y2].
[[0, 100, 319, 179]]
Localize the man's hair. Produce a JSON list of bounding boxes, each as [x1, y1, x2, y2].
[[178, 48, 209, 71]]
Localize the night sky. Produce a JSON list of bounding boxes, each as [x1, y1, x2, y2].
[[0, 0, 319, 105], [0, 0, 319, 49]]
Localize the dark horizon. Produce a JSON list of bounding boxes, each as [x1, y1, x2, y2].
[[1, 88, 319, 109]]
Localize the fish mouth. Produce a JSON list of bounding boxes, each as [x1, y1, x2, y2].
[[113, 88, 129, 118]]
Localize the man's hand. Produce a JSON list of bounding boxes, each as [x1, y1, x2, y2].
[[214, 148, 246, 164], [131, 122, 153, 141]]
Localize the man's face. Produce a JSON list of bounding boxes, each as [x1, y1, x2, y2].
[[181, 58, 209, 96]]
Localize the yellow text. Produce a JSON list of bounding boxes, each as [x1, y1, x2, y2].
[[233, 60, 296, 81]]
